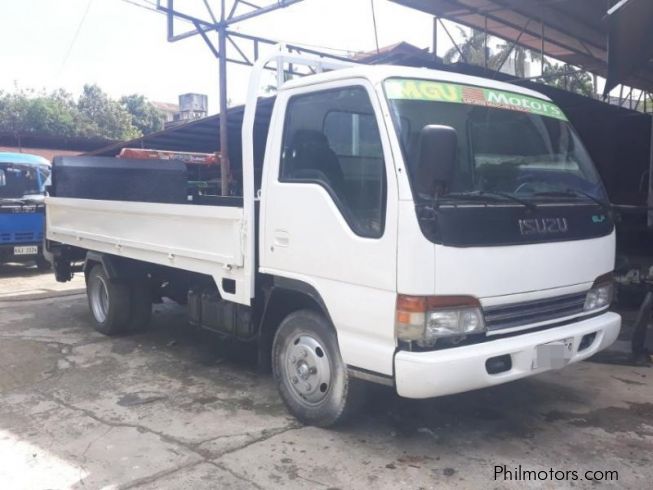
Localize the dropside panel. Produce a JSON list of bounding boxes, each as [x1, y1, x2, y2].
[[46, 197, 251, 305]]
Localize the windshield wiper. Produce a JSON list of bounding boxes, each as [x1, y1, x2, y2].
[[533, 189, 610, 212], [444, 190, 538, 212]]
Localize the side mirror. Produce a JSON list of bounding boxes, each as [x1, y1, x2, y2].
[[415, 125, 457, 198]]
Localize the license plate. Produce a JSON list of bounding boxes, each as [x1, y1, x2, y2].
[[533, 337, 574, 370], [13, 245, 38, 256]]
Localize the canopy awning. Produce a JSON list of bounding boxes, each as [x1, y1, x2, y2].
[[392, 0, 653, 94]]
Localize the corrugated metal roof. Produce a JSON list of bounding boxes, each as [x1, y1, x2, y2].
[[392, 0, 653, 93], [89, 97, 275, 157]]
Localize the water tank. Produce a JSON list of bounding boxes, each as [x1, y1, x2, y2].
[[179, 93, 208, 114]]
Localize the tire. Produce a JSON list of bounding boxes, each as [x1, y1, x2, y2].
[[35, 255, 51, 271], [272, 310, 365, 427], [128, 281, 152, 331], [86, 264, 131, 335]]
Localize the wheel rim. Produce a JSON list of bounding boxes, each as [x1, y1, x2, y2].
[[90, 275, 109, 323], [284, 334, 332, 405]]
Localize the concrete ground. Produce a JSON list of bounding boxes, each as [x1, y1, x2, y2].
[[0, 262, 85, 300], [0, 269, 652, 489]]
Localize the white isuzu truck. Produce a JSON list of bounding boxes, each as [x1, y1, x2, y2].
[[46, 48, 621, 426]]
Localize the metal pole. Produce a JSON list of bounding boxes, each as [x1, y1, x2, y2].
[[484, 16, 488, 69], [167, 0, 174, 41], [540, 21, 544, 77], [648, 114, 653, 227], [495, 19, 530, 74], [630, 88, 633, 110], [370, 0, 380, 54], [219, 2, 230, 196], [635, 90, 643, 111], [432, 16, 438, 60], [440, 18, 467, 64]]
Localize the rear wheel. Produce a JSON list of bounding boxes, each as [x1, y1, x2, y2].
[[272, 310, 364, 427], [86, 264, 131, 335]]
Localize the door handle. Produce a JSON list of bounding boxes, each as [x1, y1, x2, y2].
[[273, 230, 289, 247]]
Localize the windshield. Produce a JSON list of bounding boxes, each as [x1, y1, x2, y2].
[[0, 162, 50, 199], [384, 78, 606, 204]]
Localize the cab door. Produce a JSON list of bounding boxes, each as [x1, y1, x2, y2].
[[260, 80, 399, 376]]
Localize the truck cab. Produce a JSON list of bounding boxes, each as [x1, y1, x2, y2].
[[260, 65, 619, 401], [46, 51, 620, 426], [0, 152, 51, 269]]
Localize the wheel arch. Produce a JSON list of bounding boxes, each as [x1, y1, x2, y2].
[[83, 251, 120, 281], [257, 276, 335, 371]]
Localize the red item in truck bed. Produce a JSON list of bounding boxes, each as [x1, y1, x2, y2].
[[118, 148, 220, 165]]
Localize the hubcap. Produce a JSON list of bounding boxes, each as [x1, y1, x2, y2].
[[284, 335, 331, 405], [90, 276, 109, 323]]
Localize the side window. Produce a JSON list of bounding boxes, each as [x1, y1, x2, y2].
[[280, 87, 386, 238]]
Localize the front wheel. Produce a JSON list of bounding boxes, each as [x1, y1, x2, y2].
[[272, 310, 364, 427]]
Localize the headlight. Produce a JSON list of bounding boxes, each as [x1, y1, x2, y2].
[[396, 295, 485, 348], [584, 279, 613, 312]]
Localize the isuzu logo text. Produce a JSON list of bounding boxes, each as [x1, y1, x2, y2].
[[518, 217, 568, 235]]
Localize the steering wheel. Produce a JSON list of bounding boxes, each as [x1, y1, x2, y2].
[[513, 175, 540, 195], [514, 182, 538, 194]]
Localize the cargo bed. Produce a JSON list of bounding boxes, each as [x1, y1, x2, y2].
[[46, 156, 250, 304]]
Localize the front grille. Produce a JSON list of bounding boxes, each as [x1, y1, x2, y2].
[[484, 291, 587, 332], [0, 231, 42, 243], [14, 232, 35, 242]]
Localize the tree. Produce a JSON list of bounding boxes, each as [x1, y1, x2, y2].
[[444, 27, 492, 67], [443, 27, 532, 76], [0, 89, 31, 138], [120, 94, 164, 135], [77, 84, 140, 140], [444, 27, 543, 79], [24, 89, 79, 137], [492, 43, 540, 78], [442, 26, 595, 97], [543, 63, 594, 97], [0, 85, 156, 141]]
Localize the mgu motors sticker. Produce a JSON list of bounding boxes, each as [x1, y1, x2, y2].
[[518, 217, 568, 235]]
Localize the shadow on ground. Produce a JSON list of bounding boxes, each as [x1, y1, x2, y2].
[[0, 261, 44, 278]]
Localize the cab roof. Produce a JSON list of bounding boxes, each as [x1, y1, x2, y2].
[[0, 152, 51, 166], [280, 64, 552, 102]]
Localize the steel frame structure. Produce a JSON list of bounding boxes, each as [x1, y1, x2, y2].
[[156, 0, 352, 194], [407, 1, 653, 113], [443, 14, 652, 113]]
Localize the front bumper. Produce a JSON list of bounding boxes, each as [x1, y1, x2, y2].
[[394, 311, 621, 399]]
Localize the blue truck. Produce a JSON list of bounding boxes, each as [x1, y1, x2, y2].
[[0, 152, 51, 269]]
